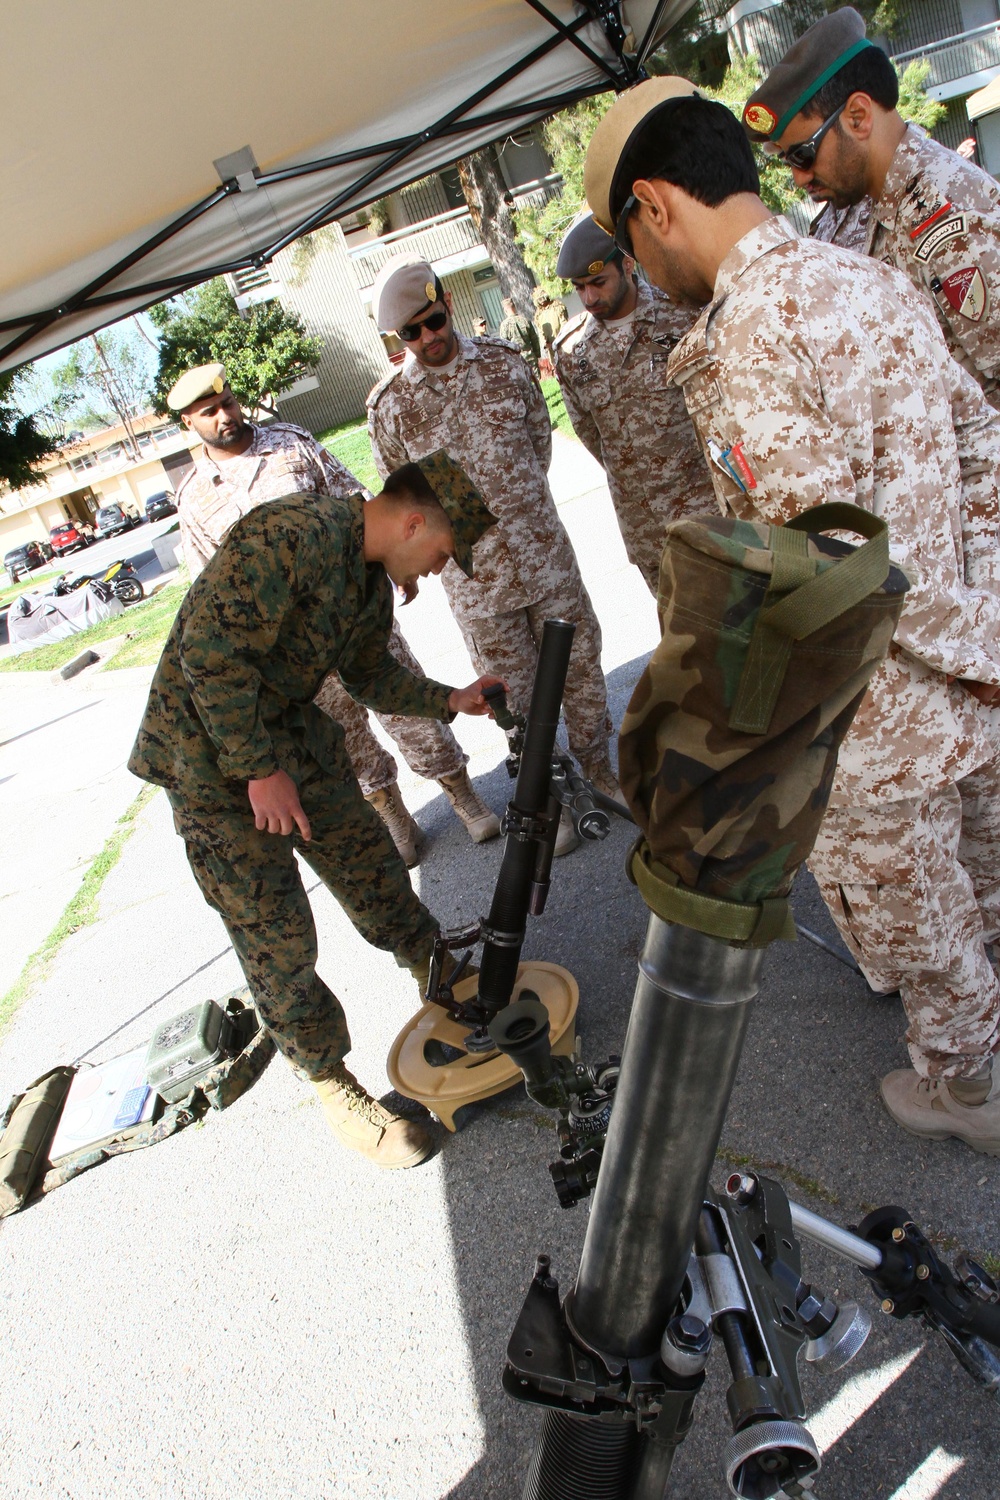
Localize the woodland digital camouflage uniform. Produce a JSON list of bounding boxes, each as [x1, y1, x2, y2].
[[863, 125, 1000, 409], [368, 333, 612, 775], [129, 495, 457, 1080], [666, 215, 1000, 1080], [177, 418, 466, 795], [553, 277, 717, 593]]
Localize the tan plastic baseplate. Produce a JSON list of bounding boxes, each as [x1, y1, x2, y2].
[[386, 961, 579, 1131]]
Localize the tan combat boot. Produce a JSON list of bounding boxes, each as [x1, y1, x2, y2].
[[438, 768, 501, 843], [366, 782, 421, 867], [586, 759, 630, 810], [314, 1063, 433, 1168]]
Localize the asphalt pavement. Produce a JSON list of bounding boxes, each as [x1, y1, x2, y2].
[[0, 440, 997, 1500]]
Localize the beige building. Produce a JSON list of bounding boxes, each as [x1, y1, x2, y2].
[[0, 411, 197, 554]]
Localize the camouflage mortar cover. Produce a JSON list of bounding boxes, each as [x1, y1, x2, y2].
[[619, 512, 909, 921]]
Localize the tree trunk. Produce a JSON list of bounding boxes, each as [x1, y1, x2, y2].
[[457, 149, 536, 319], [90, 336, 141, 460]]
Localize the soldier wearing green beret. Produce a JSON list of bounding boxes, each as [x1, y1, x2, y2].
[[744, 6, 1000, 409], [129, 452, 502, 1170]]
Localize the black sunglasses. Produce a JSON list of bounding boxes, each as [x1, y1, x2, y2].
[[612, 193, 640, 259], [398, 308, 449, 342], [762, 105, 844, 170]]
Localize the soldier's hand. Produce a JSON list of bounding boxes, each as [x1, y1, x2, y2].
[[448, 675, 508, 717], [248, 769, 312, 840]]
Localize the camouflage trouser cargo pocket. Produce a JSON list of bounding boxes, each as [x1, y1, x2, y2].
[[810, 757, 1000, 1078], [170, 761, 438, 1081]]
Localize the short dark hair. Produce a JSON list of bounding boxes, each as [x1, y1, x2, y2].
[[381, 462, 449, 521], [802, 45, 899, 120], [610, 95, 759, 222]]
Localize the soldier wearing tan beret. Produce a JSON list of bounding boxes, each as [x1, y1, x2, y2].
[[584, 76, 1000, 1155], [744, 6, 1000, 408]]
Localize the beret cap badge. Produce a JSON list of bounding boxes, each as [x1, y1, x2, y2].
[[743, 102, 777, 135], [587, 259, 606, 275]]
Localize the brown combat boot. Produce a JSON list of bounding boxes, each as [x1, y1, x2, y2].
[[314, 1063, 433, 1168], [366, 782, 421, 867], [438, 768, 501, 843]]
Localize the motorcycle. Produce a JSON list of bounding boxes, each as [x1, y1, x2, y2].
[[50, 557, 144, 605]]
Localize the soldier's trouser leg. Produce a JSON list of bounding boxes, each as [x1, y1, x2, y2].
[[171, 772, 437, 1082], [463, 586, 611, 774], [312, 623, 465, 797], [809, 762, 1000, 1080]]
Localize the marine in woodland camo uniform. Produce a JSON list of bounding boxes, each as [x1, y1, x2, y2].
[[367, 334, 613, 777], [665, 215, 1000, 1082], [554, 277, 717, 593], [177, 418, 466, 796], [130, 494, 461, 1080]]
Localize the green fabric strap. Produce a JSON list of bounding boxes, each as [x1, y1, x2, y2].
[[729, 502, 890, 735], [630, 841, 796, 948], [772, 39, 876, 139]]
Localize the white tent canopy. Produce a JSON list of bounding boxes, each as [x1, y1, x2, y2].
[[1, 0, 692, 372]]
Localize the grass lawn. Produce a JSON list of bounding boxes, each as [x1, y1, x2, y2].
[[0, 577, 189, 675], [318, 417, 380, 493], [318, 380, 578, 491], [0, 567, 63, 611]]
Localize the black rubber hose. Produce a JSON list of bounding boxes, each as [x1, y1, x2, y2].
[[522, 1410, 640, 1500], [477, 620, 576, 1016], [959, 1295, 1000, 1349]]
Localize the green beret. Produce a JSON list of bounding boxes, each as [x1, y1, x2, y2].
[[743, 7, 875, 141], [555, 213, 622, 279], [414, 450, 497, 579]]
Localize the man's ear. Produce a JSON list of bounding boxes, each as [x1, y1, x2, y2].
[[633, 178, 671, 235], [444, 290, 454, 314], [842, 91, 875, 141], [403, 511, 425, 542], [180, 411, 193, 430]]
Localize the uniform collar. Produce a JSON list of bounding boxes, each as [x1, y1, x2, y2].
[[875, 124, 928, 231], [712, 216, 798, 303], [403, 332, 476, 385], [198, 421, 263, 480]]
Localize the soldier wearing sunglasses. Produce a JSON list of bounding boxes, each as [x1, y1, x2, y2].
[[366, 256, 620, 855], [744, 7, 1000, 409]]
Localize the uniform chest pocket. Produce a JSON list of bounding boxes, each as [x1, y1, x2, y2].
[[480, 386, 526, 426], [399, 409, 446, 457], [255, 457, 316, 498], [678, 370, 723, 419]]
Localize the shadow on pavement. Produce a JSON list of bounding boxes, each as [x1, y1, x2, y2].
[[419, 653, 1000, 1500]]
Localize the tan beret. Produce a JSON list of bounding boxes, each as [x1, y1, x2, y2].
[[372, 257, 442, 333], [166, 363, 227, 412], [743, 8, 873, 141], [584, 76, 700, 233]]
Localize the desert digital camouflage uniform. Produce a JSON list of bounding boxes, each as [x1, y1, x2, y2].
[[666, 215, 1000, 1080], [864, 125, 1000, 409], [129, 495, 456, 1080], [553, 278, 717, 593], [177, 418, 465, 795], [809, 198, 873, 253], [368, 334, 612, 774]]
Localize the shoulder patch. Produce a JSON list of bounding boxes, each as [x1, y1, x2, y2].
[[553, 310, 588, 352], [367, 365, 404, 410], [912, 210, 967, 263], [938, 265, 988, 321]]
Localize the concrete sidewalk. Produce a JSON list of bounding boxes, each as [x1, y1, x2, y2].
[[1, 438, 998, 1500]]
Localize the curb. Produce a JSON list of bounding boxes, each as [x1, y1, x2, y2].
[[58, 649, 99, 681]]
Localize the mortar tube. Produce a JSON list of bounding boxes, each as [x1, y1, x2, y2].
[[568, 917, 764, 1361], [477, 619, 575, 1017]]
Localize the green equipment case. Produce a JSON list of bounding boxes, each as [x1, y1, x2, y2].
[[144, 998, 236, 1104]]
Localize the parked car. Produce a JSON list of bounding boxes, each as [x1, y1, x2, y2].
[[94, 503, 139, 540], [144, 490, 177, 522], [4, 540, 49, 582], [49, 518, 93, 556]]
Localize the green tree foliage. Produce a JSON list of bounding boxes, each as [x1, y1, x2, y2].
[[518, 41, 945, 290], [0, 371, 57, 490], [49, 328, 154, 452], [148, 280, 322, 414]]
